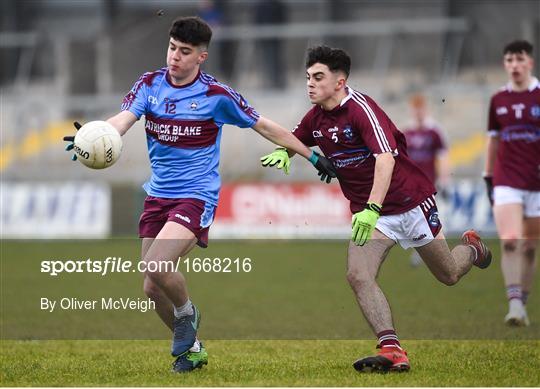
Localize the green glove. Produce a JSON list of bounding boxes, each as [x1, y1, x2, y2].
[[351, 202, 382, 246], [260, 147, 290, 175]]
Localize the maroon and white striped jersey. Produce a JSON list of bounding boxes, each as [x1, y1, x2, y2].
[[488, 77, 540, 190], [293, 87, 435, 215]]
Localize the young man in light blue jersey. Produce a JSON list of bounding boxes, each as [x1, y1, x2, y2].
[[64, 16, 336, 373]]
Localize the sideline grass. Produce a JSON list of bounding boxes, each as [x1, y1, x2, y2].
[[1, 339, 539, 386]]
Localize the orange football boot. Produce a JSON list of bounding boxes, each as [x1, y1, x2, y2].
[[462, 229, 492, 269], [353, 346, 410, 373]]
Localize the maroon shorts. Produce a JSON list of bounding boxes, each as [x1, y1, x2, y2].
[[139, 196, 216, 248]]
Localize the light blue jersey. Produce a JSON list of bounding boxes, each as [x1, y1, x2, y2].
[[121, 68, 259, 205]]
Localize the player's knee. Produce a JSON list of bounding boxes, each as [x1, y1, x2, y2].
[[143, 279, 162, 300], [523, 244, 537, 263], [445, 275, 459, 286], [502, 237, 519, 252], [437, 272, 459, 286], [346, 269, 373, 289], [144, 266, 166, 286]]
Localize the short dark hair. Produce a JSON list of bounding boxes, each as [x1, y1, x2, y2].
[[503, 40, 533, 56], [306, 46, 351, 78], [169, 16, 212, 48]]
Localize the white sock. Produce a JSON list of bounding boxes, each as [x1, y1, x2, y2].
[[173, 299, 193, 319], [509, 298, 524, 312], [190, 339, 201, 352]]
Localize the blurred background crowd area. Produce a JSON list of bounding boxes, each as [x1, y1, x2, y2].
[[1, 0, 539, 238]]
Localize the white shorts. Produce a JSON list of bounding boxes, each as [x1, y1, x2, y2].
[[376, 195, 442, 249], [493, 186, 540, 218]]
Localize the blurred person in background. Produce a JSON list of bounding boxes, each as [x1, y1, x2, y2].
[[254, 0, 287, 89], [483, 39, 540, 327], [196, 0, 235, 81], [261, 45, 492, 373], [403, 94, 450, 266], [64, 16, 335, 373]]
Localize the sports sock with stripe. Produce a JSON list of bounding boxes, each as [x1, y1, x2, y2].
[[173, 299, 194, 319], [377, 329, 401, 348], [506, 284, 522, 302]]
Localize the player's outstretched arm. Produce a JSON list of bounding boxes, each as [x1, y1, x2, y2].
[[351, 152, 395, 245], [106, 110, 138, 136], [254, 116, 337, 182], [253, 116, 312, 159], [63, 111, 137, 161]]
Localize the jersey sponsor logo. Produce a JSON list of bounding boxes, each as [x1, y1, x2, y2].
[[531, 105, 540, 119], [408, 134, 433, 149], [331, 147, 372, 168], [500, 125, 540, 143], [144, 114, 219, 148], [496, 106, 508, 115], [146, 119, 202, 141]]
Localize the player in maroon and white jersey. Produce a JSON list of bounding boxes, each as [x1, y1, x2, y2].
[[402, 94, 450, 266], [483, 40, 540, 327], [403, 94, 449, 188], [261, 46, 492, 372]]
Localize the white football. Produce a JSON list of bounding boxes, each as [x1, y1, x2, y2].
[[74, 121, 122, 169]]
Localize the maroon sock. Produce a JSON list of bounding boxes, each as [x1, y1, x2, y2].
[[377, 329, 401, 348]]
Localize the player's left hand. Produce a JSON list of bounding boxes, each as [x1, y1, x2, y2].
[[310, 151, 337, 184], [260, 147, 290, 174], [63, 121, 82, 161], [483, 175, 494, 206], [351, 202, 382, 246]]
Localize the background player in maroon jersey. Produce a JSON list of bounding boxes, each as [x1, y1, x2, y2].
[[261, 46, 492, 373], [403, 94, 450, 188], [483, 40, 540, 327], [403, 94, 450, 266]]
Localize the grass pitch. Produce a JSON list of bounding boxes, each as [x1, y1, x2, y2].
[[1, 239, 539, 386], [1, 339, 539, 386]]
